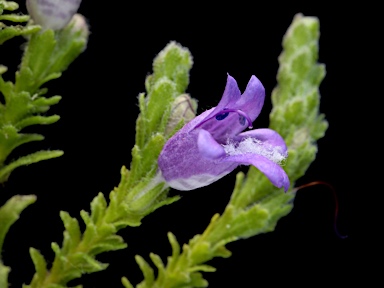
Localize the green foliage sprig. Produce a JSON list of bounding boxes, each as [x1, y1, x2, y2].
[[122, 13, 328, 288], [1, 3, 88, 286], [25, 42, 196, 288], [0, 6, 330, 287], [0, 3, 88, 183]]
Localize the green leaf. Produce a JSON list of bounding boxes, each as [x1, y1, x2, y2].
[[149, 253, 165, 282], [0, 124, 45, 163], [15, 29, 57, 93], [0, 261, 10, 288], [90, 192, 107, 225], [0, 14, 29, 22], [0, 25, 40, 45], [188, 265, 216, 273], [29, 248, 48, 282], [188, 272, 209, 288], [129, 133, 165, 183], [15, 115, 60, 130], [71, 253, 109, 274], [121, 277, 134, 288], [135, 255, 155, 286], [0, 1, 19, 11], [167, 232, 180, 270], [0, 195, 36, 256], [88, 235, 127, 255], [145, 78, 177, 138], [0, 150, 63, 183], [60, 211, 81, 253]]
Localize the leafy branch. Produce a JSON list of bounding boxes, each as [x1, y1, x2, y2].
[[25, 42, 196, 288], [0, 6, 88, 183], [123, 13, 328, 288]]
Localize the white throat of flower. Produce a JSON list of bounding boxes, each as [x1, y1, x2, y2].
[[222, 137, 286, 164]]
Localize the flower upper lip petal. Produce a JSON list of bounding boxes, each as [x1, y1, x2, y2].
[[199, 75, 266, 140], [210, 74, 241, 114], [206, 74, 264, 123], [232, 75, 265, 121]]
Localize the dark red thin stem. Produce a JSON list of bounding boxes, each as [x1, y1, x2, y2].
[[292, 181, 347, 239]]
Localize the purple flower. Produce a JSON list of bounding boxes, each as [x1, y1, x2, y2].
[[27, 0, 82, 30], [158, 74, 290, 191]]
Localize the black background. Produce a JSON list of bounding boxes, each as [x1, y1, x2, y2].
[[1, 1, 358, 287]]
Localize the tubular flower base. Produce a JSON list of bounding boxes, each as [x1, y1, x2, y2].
[[158, 74, 290, 191]]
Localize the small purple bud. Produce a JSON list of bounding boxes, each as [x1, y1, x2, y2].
[[26, 0, 82, 30]]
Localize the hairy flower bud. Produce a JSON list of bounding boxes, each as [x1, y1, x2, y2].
[[26, 0, 82, 30], [165, 94, 198, 135], [69, 13, 88, 37]]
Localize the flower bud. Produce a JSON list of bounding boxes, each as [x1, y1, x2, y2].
[[69, 13, 88, 38], [165, 94, 197, 135], [26, 0, 82, 30]]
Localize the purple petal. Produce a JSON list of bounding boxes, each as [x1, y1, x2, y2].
[[233, 75, 265, 121], [200, 74, 241, 126], [214, 74, 241, 112], [234, 128, 288, 156], [158, 129, 237, 191], [199, 75, 266, 140], [221, 154, 290, 191], [197, 129, 226, 159]]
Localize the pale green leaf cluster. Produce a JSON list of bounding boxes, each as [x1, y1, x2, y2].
[[26, 183, 129, 287], [125, 13, 328, 288], [270, 13, 328, 181], [25, 167, 146, 287], [0, 12, 88, 183], [24, 42, 195, 288]]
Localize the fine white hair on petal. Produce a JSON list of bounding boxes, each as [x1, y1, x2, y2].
[[222, 137, 286, 164]]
